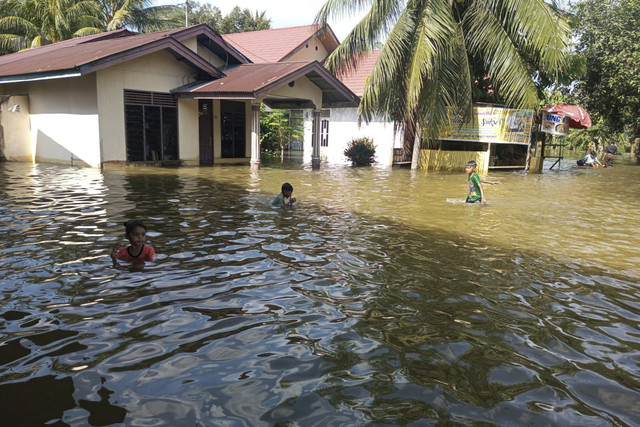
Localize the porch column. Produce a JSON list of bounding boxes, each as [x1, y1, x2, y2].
[[312, 110, 321, 170], [250, 103, 261, 170]]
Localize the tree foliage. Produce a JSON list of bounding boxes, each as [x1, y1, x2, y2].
[[218, 6, 270, 34], [572, 0, 640, 139], [0, 0, 102, 51], [316, 0, 571, 167], [0, 1, 271, 54], [260, 108, 303, 154]]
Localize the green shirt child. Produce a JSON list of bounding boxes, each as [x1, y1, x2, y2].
[[465, 160, 499, 203]]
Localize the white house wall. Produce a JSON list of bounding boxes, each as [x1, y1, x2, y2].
[[322, 107, 400, 166], [0, 95, 31, 161], [96, 50, 200, 164], [28, 75, 100, 167]]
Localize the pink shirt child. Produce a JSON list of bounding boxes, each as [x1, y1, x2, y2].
[[115, 245, 156, 263], [111, 220, 157, 266]]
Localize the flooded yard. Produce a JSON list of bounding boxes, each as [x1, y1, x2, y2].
[[1, 155, 639, 425]]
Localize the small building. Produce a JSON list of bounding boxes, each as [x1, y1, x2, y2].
[[0, 24, 358, 168], [419, 105, 535, 173]]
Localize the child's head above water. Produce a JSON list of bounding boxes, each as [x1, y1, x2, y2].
[[124, 220, 147, 235], [124, 220, 148, 245], [281, 182, 293, 197]]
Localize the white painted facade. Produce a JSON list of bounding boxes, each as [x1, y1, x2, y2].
[[0, 25, 358, 169], [0, 95, 31, 161]]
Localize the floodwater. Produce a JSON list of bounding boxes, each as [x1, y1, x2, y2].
[[1, 154, 640, 426]]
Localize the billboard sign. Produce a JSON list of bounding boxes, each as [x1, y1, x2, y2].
[[541, 112, 569, 136], [440, 107, 534, 144]]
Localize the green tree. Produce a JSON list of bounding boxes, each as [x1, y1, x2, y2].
[[94, 0, 179, 32], [316, 0, 571, 168], [187, 1, 222, 31], [260, 108, 303, 157], [157, 0, 222, 32], [152, 3, 270, 34], [572, 0, 640, 143], [0, 0, 101, 52], [219, 6, 270, 34]]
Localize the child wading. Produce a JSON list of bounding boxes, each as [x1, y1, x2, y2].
[[465, 160, 499, 204], [272, 182, 296, 208], [111, 220, 156, 267]]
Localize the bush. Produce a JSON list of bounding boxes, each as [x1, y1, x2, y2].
[[344, 137, 376, 166]]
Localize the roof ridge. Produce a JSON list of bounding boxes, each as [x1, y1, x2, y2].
[[224, 24, 320, 37]]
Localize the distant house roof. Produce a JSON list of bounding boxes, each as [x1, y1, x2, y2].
[[174, 61, 358, 109], [0, 24, 245, 83], [222, 24, 339, 63], [335, 50, 381, 97]]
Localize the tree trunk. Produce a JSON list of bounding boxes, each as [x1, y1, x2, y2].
[[410, 124, 423, 170]]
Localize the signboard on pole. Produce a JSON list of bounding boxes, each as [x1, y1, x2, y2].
[[541, 112, 569, 136], [439, 107, 534, 144]]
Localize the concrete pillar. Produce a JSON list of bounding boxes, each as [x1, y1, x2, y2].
[[312, 110, 321, 170], [250, 103, 261, 170]]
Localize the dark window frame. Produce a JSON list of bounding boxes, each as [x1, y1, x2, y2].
[[124, 90, 179, 162]]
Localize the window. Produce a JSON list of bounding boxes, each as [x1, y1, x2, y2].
[[321, 119, 329, 147], [124, 90, 178, 162]]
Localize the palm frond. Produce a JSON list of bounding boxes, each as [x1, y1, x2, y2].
[[320, 0, 404, 75], [463, 2, 539, 109]]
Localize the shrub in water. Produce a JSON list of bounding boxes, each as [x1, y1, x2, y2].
[[344, 137, 376, 166]]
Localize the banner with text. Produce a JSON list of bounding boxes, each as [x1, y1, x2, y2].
[[439, 107, 534, 144], [541, 112, 569, 136]]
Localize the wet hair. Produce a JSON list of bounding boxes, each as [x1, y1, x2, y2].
[[466, 160, 477, 167], [281, 182, 293, 192], [124, 220, 147, 235], [590, 150, 596, 156]]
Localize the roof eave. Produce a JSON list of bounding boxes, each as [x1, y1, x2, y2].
[[81, 38, 224, 79], [0, 70, 82, 84], [168, 23, 250, 64]]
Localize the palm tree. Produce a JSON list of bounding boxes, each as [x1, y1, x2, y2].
[[95, 0, 182, 33], [316, 0, 571, 168], [0, 0, 102, 52]]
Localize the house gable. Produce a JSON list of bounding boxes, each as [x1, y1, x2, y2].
[[222, 25, 339, 64]]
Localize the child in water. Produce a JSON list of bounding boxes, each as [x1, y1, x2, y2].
[[272, 182, 296, 208], [465, 160, 499, 204], [111, 220, 156, 267]]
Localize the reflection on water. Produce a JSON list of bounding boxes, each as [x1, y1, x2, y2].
[[1, 157, 640, 426]]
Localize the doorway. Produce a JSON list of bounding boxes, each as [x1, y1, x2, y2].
[[198, 100, 214, 166], [221, 100, 246, 158]]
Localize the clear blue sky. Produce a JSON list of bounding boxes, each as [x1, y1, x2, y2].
[[154, 0, 367, 41]]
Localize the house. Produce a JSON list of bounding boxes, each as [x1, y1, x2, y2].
[[222, 30, 401, 167], [0, 24, 358, 169]]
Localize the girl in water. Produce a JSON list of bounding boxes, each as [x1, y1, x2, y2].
[[111, 220, 156, 267]]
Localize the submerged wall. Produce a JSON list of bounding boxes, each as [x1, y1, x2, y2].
[[419, 149, 490, 173], [28, 75, 99, 167], [0, 95, 31, 162]]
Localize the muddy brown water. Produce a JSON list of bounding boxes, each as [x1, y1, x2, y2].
[[1, 155, 639, 425]]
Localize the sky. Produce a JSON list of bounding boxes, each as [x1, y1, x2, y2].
[[154, 0, 367, 41]]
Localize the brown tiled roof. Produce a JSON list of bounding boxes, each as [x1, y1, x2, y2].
[[222, 24, 339, 63], [176, 61, 358, 108], [335, 50, 381, 97], [0, 24, 242, 82]]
